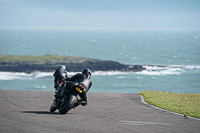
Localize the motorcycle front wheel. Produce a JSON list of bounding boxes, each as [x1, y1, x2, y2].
[[59, 95, 76, 114], [50, 105, 57, 112]]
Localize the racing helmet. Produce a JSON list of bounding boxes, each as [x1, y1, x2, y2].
[[61, 65, 66, 70], [82, 68, 92, 79]]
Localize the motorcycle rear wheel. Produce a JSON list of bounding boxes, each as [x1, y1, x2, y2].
[[59, 95, 76, 114]]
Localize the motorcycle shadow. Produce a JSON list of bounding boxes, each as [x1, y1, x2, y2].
[[21, 111, 75, 115]]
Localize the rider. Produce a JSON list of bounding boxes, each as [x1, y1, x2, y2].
[[66, 68, 92, 106], [53, 65, 67, 89], [51, 65, 67, 109]]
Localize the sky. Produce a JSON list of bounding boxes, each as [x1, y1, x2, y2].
[[0, 0, 200, 31]]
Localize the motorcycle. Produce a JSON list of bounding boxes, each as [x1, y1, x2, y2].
[[50, 81, 84, 114]]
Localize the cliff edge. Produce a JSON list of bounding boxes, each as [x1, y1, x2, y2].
[[0, 55, 145, 73]]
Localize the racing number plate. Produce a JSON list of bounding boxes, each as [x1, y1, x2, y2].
[[76, 87, 82, 93]]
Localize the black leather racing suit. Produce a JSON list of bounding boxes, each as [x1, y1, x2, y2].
[[53, 67, 67, 88], [66, 73, 92, 102]]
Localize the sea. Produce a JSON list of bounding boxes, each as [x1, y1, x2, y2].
[[0, 29, 200, 94]]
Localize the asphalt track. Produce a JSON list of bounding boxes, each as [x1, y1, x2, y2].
[[0, 90, 199, 133]]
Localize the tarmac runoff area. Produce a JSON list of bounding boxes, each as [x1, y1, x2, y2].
[[0, 90, 200, 133]]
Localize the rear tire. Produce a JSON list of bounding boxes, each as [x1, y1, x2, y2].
[[59, 95, 76, 114]]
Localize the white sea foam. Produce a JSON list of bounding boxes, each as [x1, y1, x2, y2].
[[136, 65, 190, 76], [0, 72, 52, 80], [0, 65, 200, 80], [170, 65, 200, 69], [92, 71, 128, 75], [135, 69, 181, 76], [0, 71, 128, 80], [117, 76, 126, 79], [0, 71, 84, 80]]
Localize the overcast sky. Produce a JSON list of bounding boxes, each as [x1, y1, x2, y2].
[[0, 0, 200, 30]]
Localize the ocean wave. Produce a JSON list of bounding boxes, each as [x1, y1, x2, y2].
[[92, 71, 128, 75], [135, 69, 181, 76], [144, 65, 200, 70], [0, 72, 52, 80], [0, 71, 82, 80], [0, 65, 200, 80], [0, 71, 128, 80], [170, 65, 200, 69], [140, 65, 182, 75], [138, 65, 200, 76]]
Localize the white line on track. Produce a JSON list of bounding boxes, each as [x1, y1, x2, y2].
[[120, 121, 171, 126]]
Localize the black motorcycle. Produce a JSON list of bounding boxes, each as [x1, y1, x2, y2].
[[50, 81, 84, 114]]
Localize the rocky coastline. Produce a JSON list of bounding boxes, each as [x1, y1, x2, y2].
[[0, 56, 145, 73]]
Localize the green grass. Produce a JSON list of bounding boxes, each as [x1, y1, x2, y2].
[[0, 55, 78, 63], [139, 91, 200, 119]]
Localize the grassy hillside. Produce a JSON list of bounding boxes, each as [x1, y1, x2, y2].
[[0, 55, 86, 63], [0, 55, 143, 72]]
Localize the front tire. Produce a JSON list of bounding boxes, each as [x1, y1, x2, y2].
[[50, 106, 57, 112], [59, 95, 76, 114]]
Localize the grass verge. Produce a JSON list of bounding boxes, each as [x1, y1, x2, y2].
[[139, 91, 200, 119]]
